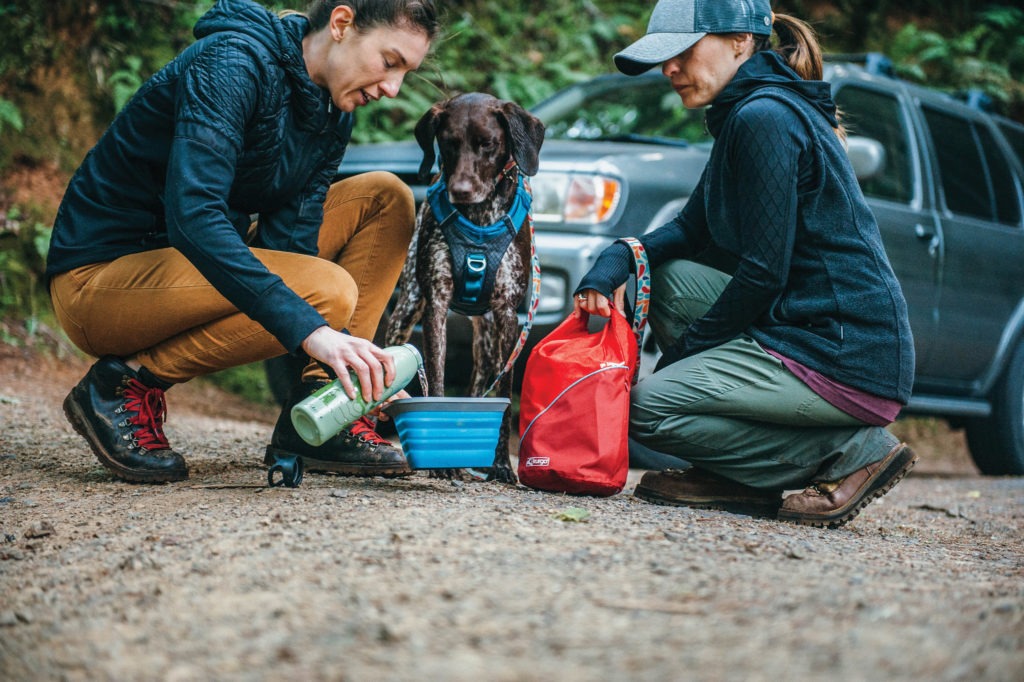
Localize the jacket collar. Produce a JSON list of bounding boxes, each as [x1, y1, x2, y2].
[[706, 51, 838, 138]]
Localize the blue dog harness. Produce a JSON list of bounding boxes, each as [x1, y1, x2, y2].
[[426, 168, 533, 316], [425, 162, 541, 395]]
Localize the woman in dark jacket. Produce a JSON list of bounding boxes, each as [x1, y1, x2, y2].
[[575, 0, 918, 528], [48, 0, 438, 483]]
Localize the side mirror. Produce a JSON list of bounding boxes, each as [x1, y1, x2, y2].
[[845, 135, 886, 181]]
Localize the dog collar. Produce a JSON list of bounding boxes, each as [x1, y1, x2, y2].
[[426, 169, 532, 243]]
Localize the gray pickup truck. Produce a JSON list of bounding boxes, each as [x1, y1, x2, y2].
[[269, 56, 1024, 475]]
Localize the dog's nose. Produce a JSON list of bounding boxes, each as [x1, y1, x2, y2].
[[448, 180, 483, 205]]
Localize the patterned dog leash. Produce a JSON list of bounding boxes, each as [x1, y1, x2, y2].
[[488, 234, 647, 393], [616, 236, 650, 385]]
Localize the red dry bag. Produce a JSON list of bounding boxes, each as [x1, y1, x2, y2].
[[517, 238, 649, 496]]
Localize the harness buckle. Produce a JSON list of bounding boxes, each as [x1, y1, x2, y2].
[[466, 254, 487, 273], [460, 253, 488, 304]]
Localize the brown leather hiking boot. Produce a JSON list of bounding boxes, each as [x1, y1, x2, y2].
[[633, 467, 782, 517], [778, 443, 918, 529], [265, 382, 411, 477], [63, 356, 188, 483]]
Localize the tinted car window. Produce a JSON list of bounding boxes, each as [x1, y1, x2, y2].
[[534, 77, 710, 146], [921, 106, 1019, 224], [833, 86, 913, 203], [976, 124, 1021, 225], [996, 120, 1024, 168]]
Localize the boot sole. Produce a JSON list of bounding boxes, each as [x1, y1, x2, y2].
[[633, 487, 782, 519], [63, 390, 188, 484], [778, 444, 918, 529], [264, 446, 413, 478]]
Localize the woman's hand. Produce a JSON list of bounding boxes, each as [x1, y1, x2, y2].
[[371, 389, 411, 422], [573, 284, 627, 318], [300, 326, 396, 403]]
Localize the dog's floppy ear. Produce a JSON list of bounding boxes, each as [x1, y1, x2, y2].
[[414, 101, 446, 181], [498, 100, 546, 177]]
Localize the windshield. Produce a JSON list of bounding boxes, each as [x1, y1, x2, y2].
[[532, 75, 711, 147]]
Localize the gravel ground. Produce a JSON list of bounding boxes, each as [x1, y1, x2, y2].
[[1, 342, 1022, 681]]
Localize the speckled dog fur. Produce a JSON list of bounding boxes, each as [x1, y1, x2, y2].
[[384, 93, 545, 483]]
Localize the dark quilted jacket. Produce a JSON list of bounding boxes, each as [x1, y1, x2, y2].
[[579, 52, 915, 402], [47, 0, 353, 352]]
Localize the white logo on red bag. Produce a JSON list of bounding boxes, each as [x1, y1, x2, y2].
[[525, 457, 550, 467]]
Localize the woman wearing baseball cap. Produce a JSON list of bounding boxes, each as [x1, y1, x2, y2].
[[574, 0, 917, 528]]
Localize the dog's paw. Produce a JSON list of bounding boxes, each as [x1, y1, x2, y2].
[[486, 464, 518, 485], [428, 468, 468, 481]]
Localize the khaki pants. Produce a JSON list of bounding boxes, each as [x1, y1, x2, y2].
[[50, 172, 414, 384], [631, 259, 899, 489]]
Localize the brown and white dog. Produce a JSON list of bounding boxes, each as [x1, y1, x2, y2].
[[384, 93, 545, 483]]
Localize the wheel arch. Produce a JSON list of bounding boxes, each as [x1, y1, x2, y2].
[[976, 297, 1024, 398]]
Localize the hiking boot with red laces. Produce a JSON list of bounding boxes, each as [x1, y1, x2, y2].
[[778, 443, 918, 529], [63, 356, 188, 483], [265, 382, 411, 477]]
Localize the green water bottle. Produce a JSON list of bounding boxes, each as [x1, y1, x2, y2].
[[290, 344, 423, 446]]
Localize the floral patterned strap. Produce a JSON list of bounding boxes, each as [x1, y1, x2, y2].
[[615, 237, 650, 384]]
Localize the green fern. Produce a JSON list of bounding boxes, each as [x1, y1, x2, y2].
[[888, 6, 1024, 117], [0, 96, 22, 134]]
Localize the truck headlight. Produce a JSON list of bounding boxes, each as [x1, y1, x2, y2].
[[538, 271, 567, 314], [532, 172, 622, 224]]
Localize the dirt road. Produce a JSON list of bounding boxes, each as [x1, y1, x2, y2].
[[1, 343, 1022, 681]]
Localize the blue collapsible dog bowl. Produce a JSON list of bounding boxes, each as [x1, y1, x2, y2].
[[384, 397, 510, 469]]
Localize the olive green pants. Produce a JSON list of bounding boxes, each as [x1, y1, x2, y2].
[[50, 172, 414, 384], [630, 259, 900, 489]]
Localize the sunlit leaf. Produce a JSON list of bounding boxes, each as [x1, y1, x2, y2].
[[554, 507, 591, 523]]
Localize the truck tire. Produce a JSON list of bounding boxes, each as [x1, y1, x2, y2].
[[965, 339, 1024, 475]]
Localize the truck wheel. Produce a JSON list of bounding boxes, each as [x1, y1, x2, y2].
[[965, 339, 1024, 475]]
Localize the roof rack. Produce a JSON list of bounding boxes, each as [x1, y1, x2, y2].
[[954, 89, 995, 112], [824, 52, 894, 78]]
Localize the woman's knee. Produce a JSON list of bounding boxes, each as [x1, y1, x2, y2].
[[49, 274, 95, 355], [652, 260, 729, 306], [371, 171, 414, 207], [322, 173, 415, 258], [371, 172, 415, 239], [649, 259, 730, 335], [331, 172, 414, 222], [290, 258, 358, 330], [629, 379, 667, 439]]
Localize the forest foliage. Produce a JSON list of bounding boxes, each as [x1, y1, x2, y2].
[[0, 0, 1022, 326]]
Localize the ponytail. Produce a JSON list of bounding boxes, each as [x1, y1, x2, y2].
[[753, 13, 846, 140], [767, 13, 823, 81]]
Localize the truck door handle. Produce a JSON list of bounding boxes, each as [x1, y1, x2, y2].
[[914, 224, 940, 257]]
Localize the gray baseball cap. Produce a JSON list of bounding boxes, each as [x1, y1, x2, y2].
[[615, 0, 773, 76]]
